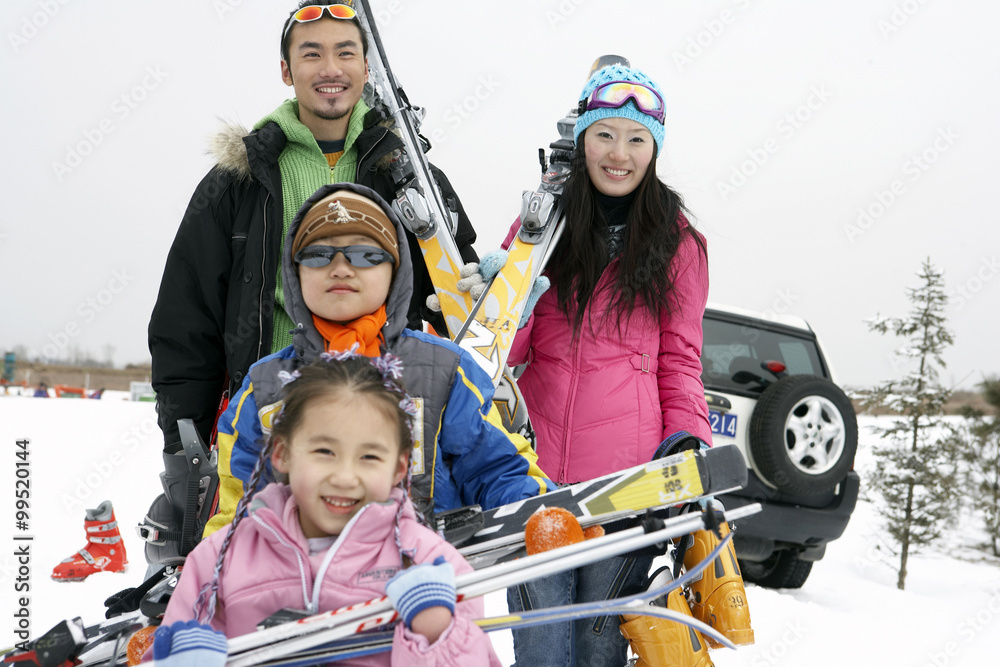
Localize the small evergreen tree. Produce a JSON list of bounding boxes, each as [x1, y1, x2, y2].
[[948, 377, 1000, 556], [857, 258, 959, 590]]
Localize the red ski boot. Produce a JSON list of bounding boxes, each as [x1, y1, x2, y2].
[[52, 500, 128, 582]]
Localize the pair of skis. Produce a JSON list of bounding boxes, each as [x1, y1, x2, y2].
[[232, 516, 751, 667], [447, 443, 746, 568], [8, 504, 755, 667], [221, 504, 758, 667], [356, 0, 603, 387]]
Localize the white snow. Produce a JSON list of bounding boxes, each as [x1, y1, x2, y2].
[[2, 397, 997, 665]]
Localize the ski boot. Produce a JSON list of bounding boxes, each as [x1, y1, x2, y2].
[[51, 500, 128, 582], [620, 568, 714, 667], [680, 510, 755, 648], [137, 419, 218, 570]]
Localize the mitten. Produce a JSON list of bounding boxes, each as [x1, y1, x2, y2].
[[385, 556, 456, 628], [425, 256, 499, 313], [152, 620, 227, 667], [455, 249, 510, 301], [519, 275, 550, 328]]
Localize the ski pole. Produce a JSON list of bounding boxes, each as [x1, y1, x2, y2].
[[226, 517, 651, 656], [237, 528, 740, 667], [227, 505, 758, 666]]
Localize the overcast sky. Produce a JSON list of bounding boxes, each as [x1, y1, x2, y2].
[[2, 0, 997, 390]]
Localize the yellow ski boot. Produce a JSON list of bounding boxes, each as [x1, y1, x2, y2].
[[620, 570, 714, 667], [682, 517, 755, 648]]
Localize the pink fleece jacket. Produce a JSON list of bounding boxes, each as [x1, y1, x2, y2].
[[161, 485, 500, 666], [504, 214, 712, 484]]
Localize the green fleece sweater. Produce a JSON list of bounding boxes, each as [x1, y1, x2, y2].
[[253, 98, 372, 352]]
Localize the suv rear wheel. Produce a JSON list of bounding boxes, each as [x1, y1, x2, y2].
[[749, 375, 858, 496], [741, 550, 813, 589]]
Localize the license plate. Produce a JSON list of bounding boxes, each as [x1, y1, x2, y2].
[[709, 410, 737, 437]]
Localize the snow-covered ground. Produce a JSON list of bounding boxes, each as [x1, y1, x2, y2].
[[1, 396, 997, 665]]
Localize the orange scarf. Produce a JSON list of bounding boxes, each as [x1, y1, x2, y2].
[[312, 305, 387, 357]]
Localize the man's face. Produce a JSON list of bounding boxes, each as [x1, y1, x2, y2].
[[281, 17, 368, 140]]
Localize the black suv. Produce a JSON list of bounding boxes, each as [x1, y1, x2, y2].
[[701, 305, 860, 588]]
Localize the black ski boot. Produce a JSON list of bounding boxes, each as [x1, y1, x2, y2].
[[137, 419, 218, 570]]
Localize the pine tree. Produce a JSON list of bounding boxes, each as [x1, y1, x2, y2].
[[948, 377, 1000, 556], [858, 258, 959, 590]]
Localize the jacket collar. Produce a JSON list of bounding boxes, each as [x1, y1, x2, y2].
[[248, 484, 413, 550]]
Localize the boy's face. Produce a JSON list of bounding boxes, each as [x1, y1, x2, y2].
[[271, 392, 407, 539], [299, 233, 393, 324]]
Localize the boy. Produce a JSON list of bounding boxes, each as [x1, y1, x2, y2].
[[206, 183, 550, 534]]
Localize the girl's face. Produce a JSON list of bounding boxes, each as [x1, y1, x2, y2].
[[298, 233, 393, 324], [271, 392, 407, 539], [583, 117, 656, 197]]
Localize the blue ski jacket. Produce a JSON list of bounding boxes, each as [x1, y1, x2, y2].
[[205, 184, 550, 535]]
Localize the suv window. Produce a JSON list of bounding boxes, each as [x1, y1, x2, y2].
[[701, 314, 827, 395]]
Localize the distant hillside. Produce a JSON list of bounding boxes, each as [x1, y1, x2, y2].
[[5, 361, 152, 392]]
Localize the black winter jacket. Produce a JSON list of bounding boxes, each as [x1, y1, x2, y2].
[[148, 110, 478, 451]]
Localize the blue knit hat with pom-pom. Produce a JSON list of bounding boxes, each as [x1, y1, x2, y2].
[[574, 64, 665, 155]]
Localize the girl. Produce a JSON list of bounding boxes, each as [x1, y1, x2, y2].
[[496, 61, 735, 665], [154, 353, 501, 666]]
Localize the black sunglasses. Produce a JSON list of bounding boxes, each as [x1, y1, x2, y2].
[[294, 245, 395, 268]]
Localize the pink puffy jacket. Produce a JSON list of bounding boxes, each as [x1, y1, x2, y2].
[[504, 215, 712, 484], [162, 485, 500, 666]]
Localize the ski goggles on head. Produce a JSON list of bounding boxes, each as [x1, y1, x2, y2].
[[579, 81, 666, 124], [282, 3, 358, 41], [294, 244, 395, 268]]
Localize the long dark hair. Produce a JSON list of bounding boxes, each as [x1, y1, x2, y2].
[[548, 133, 706, 336]]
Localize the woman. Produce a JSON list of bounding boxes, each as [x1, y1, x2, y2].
[[500, 61, 741, 666]]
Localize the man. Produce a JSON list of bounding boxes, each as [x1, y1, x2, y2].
[[143, 1, 480, 564]]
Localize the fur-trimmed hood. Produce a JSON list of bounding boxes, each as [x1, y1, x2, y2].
[[207, 107, 402, 182], [209, 120, 256, 180]]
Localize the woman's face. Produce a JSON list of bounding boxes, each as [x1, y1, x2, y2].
[[584, 117, 656, 197]]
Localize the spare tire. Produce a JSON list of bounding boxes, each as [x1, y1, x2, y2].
[[748, 375, 857, 495]]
